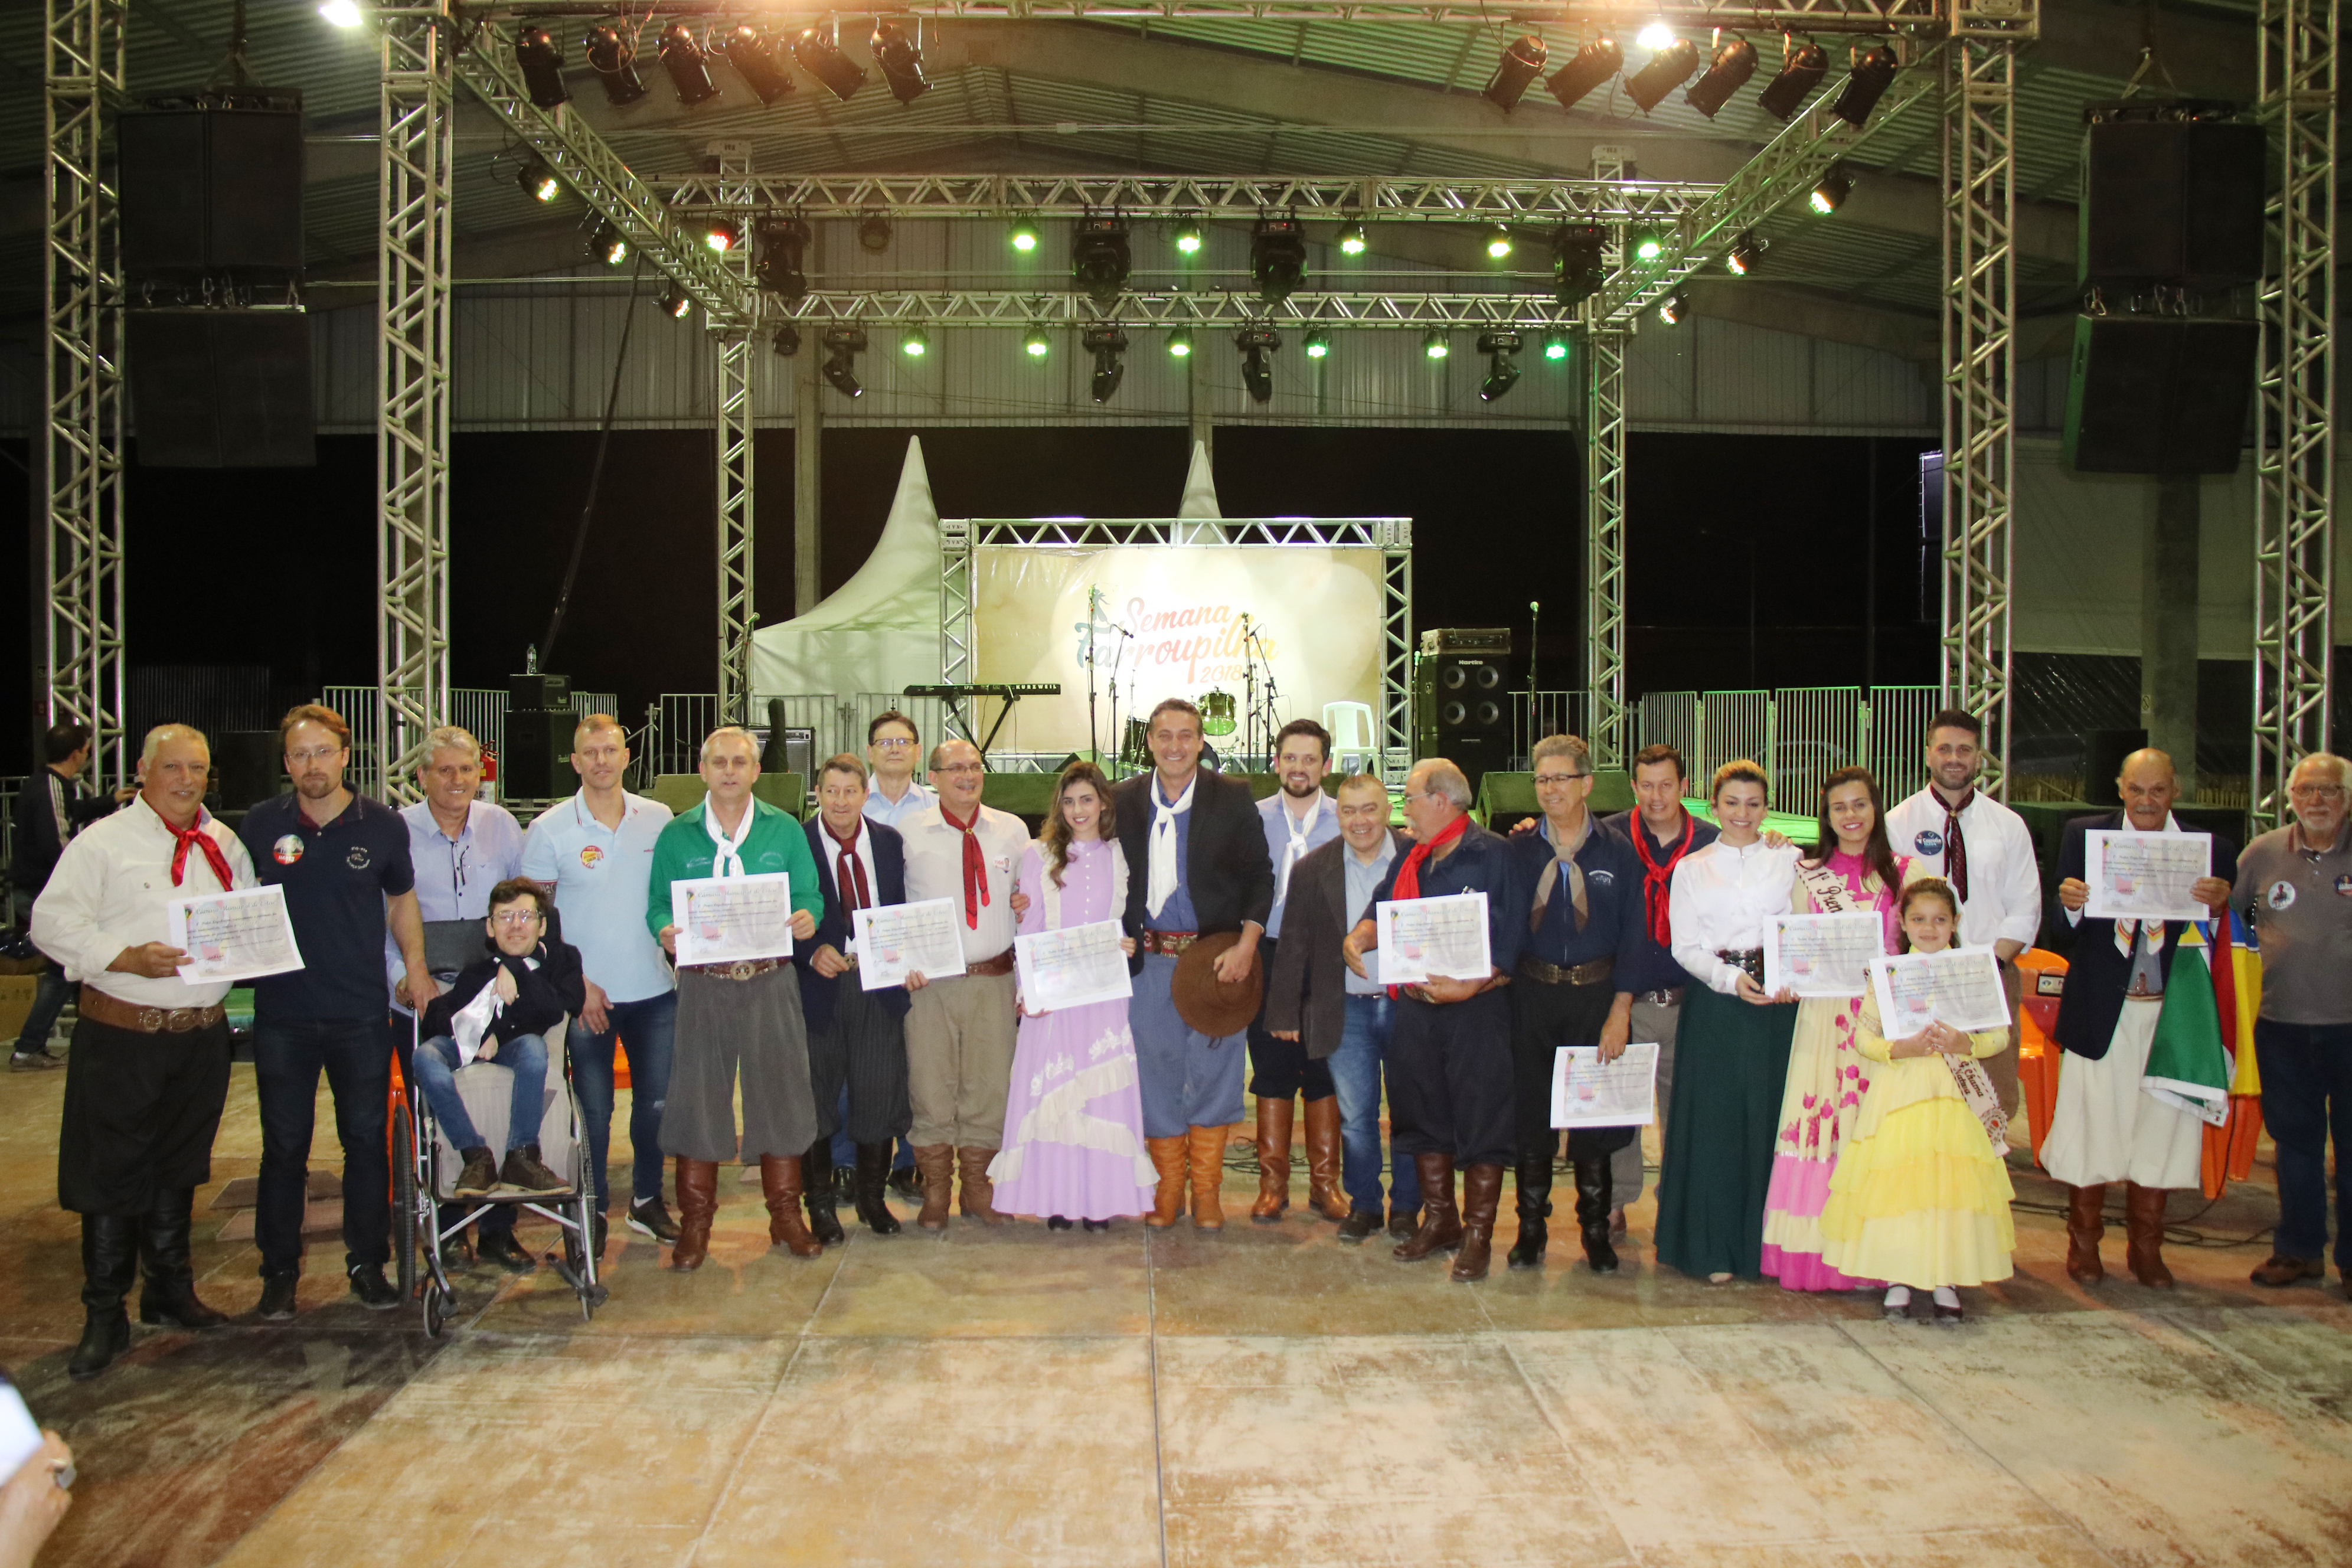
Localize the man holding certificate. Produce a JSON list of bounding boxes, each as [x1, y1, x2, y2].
[[31, 724, 254, 1380], [2049, 749, 2236, 1289], [645, 727, 825, 1267]]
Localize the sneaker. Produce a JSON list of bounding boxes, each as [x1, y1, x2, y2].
[[452, 1147, 498, 1198], [498, 1145, 569, 1197], [2250, 1252, 2327, 1289], [257, 1273, 299, 1322], [9, 1049, 63, 1072], [626, 1197, 681, 1242], [347, 1263, 400, 1310], [478, 1230, 537, 1274]]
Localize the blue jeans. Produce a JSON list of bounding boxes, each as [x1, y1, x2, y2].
[[1330, 993, 1412, 1216], [2255, 1018, 2352, 1266], [12, 966, 74, 1055], [414, 1032, 549, 1157], [569, 992, 677, 1210], [254, 1015, 391, 1275]]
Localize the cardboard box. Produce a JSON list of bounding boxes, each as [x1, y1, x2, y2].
[[0, 974, 38, 1042]]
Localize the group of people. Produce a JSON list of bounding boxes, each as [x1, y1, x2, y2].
[[19, 697, 2352, 1379]]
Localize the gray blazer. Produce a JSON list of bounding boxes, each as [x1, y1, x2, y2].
[[1264, 828, 1410, 1060]]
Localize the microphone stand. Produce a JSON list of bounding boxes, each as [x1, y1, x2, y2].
[[1246, 617, 1281, 772], [1101, 608, 1137, 779], [1239, 613, 1257, 772], [1085, 586, 1102, 767]]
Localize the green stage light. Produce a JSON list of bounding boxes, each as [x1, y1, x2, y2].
[[1543, 330, 1571, 361], [1167, 326, 1194, 357], [1172, 217, 1204, 256], [1336, 221, 1367, 256], [1304, 329, 1331, 358], [1023, 326, 1050, 358], [1009, 217, 1040, 253], [1423, 331, 1449, 360], [902, 329, 929, 357]]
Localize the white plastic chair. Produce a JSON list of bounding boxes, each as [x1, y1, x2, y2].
[[1323, 702, 1377, 773]]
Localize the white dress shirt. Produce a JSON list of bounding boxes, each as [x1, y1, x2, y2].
[[814, 814, 880, 953], [900, 802, 1031, 963], [1884, 785, 2044, 952], [30, 795, 257, 1010], [1668, 837, 1799, 996]]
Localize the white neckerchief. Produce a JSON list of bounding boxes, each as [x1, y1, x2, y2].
[[704, 797, 756, 879], [1147, 773, 1197, 918], [1275, 791, 1321, 906]]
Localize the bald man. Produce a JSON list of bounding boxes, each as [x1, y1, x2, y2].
[[2047, 749, 2236, 1289]]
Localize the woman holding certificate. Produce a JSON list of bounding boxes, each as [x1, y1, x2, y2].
[[1759, 767, 1911, 1293], [991, 762, 1155, 1230], [1661, 760, 1801, 1283]]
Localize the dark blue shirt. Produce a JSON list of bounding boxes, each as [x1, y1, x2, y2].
[[1508, 817, 1645, 982], [1369, 819, 1524, 976], [1601, 807, 1719, 992], [239, 791, 416, 1020]]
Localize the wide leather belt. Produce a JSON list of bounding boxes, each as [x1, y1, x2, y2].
[[1139, 930, 1198, 956], [79, 985, 225, 1035], [1716, 948, 1766, 984], [1517, 954, 1615, 988], [963, 950, 1016, 978], [692, 959, 782, 982]]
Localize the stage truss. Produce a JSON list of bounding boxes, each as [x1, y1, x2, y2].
[[1582, 145, 1631, 772], [940, 518, 1413, 782]]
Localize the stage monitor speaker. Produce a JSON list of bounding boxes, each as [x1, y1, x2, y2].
[[213, 730, 285, 808], [2081, 728, 2148, 808], [511, 672, 571, 711], [1414, 652, 1511, 796], [128, 311, 315, 468], [760, 726, 815, 780], [502, 710, 577, 801], [1420, 626, 1513, 656], [119, 96, 305, 280], [2063, 315, 2256, 475], [2080, 115, 2263, 288]]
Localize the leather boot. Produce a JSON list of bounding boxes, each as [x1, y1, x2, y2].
[[1145, 1136, 1188, 1227], [1573, 1155, 1619, 1273], [70, 1214, 138, 1380], [2124, 1182, 2175, 1289], [1451, 1163, 1505, 1282], [1393, 1152, 1463, 1262], [137, 1187, 228, 1328], [669, 1158, 720, 1270], [1188, 1125, 1230, 1230], [912, 1145, 956, 1231], [1250, 1097, 1294, 1222], [1506, 1154, 1551, 1269], [759, 1155, 824, 1257], [802, 1141, 845, 1247], [2064, 1182, 2106, 1286], [1302, 1096, 1351, 1223], [958, 1148, 1005, 1224], [852, 1143, 902, 1235]]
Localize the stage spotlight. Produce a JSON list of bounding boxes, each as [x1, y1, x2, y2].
[[1547, 38, 1623, 112], [1024, 326, 1051, 360], [1684, 36, 1756, 117], [704, 217, 742, 254], [1423, 331, 1449, 360], [1236, 328, 1279, 404], [1481, 34, 1550, 111], [1726, 231, 1765, 275], [589, 221, 627, 266], [1756, 40, 1827, 119], [1542, 329, 1572, 362], [858, 214, 892, 252], [1631, 228, 1665, 263], [754, 215, 810, 300], [516, 152, 561, 204], [901, 328, 929, 358], [658, 24, 719, 106], [1304, 329, 1331, 359], [584, 25, 648, 107], [1251, 216, 1307, 303], [1009, 217, 1041, 254], [1172, 217, 1204, 257], [1550, 223, 1606, 305], [822, 328, 867, 397], [1478, 331, 1523, 402], [871, 19, 933, 103], [318, 1, 362, 28], [660, 285, 691, 319], [514, 26, 570, 109], [1625, 37, 1700, 112], [1166, 327, 1194, 358], [1657, 290, 1689, 326], [1831, 45, 1899, 126], [773, 325, 801, 357], [1335, 220, 1367, 256], [719, 25, 795, 104], [1484, 224, 1515, 260], [1084, 324, 1129, 403], [792, 25, 867, 102], [1071, 215, 1132, 305], [1809, 167, 1851, 214], [1637, 21, 1677, 51]]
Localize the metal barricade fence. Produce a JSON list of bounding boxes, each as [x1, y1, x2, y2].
[[320, 687, 383, 799], [1698, 690, 1772, 785], [652, 694, 726, 777], [1637, 692, 1700, 774], [1863, 685, 1938, 800], [1773, 686, 1861, 811], [1513, 691, 1593, 768]]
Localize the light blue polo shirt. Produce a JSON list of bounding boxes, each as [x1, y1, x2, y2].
[[864, 776, 937, 831], [1258, 788, 1340, 940], [386, 799, 525, 1004], [520, 788, 676, 1004]]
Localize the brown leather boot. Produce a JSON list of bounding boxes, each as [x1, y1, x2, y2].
[[2064, 1182, 2107, 1286], [1302, 1096, 1351, 1223], [1250, 1097, 1293, 1222], [2124, 1182, 2175, 1288], [1145, 1136, 1188, 1227], [759, 1155, 824, 1257], [1188, 1124, 1229, 1230], [670, 1157, 720, 1270], [1451, 1162, 1505, 1282], [958, 1148, 1005, 1224], [913, 1144, 956, 1231], [1393, 1152, 1463, 1262]]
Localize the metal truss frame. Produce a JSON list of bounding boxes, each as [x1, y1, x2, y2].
[[772, 290, 1593, 328], [2249, 0, 2338, 831], [1582, 145, 1629, 770], [496, 1, 1942, 30], [43, 0, 127, 790], [711, 141, 758, 723]]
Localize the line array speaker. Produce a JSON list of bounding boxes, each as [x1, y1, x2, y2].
[[126, 310, 316, 468], [2062, 315, 2257, 475], [119, 95, 306, 281], [2079, 115, 2263, 289]]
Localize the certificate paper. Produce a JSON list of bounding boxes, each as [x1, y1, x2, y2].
[[1015, 920, 1133, 1012], [168, 885, 304, 982], [1375, 892, 1492, 986], [1870, 946, 2011, 1035], [2084, 830, 2213, 922], [852, 899, 967, 991], [671, 873, 795, 967], [1550, 1043, 1660, 1129], [1763, 912, 1885, 998]]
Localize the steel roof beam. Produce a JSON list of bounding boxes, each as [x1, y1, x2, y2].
[[655, 172, 1718, 220], [761, 289, 1587, 326], [489, 1, 1945, 30]]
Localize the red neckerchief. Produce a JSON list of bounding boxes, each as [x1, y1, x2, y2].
[[1386, 812, 1472, 1000], [168, 814, 236, 890], [1631, 811, 1697, 951], [1940, 788, 1975, 903], [823, 818, 871, 914], [939, 803, 989, 929]]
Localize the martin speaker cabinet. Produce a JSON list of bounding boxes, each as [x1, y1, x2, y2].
[[2063, 315, 2256, 475], [1414, 645, 1513, 796], [2079, 112, 2263, 289], [127, 310, 315, 468], [213, 730, 285, 808], [502, 710, 577, 801], [510, 672, 571, 711], [119, 93, 306, 282]]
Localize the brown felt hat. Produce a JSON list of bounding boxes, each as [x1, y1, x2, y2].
[[1171, 931, 1264, 1038]]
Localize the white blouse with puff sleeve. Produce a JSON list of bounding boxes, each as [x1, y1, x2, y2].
[[1668, 838, 1799, 997]]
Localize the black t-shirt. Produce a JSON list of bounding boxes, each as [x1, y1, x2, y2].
[[239, 791, 416, 1021]]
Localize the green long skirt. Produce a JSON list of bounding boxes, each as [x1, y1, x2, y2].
[[1655, 984, 1799, 1281]]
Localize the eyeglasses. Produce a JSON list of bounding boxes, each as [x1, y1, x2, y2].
[[2290, 784, 2346, 800], [491, 909, 543, 927], [871, 737, 916, 750], [286, 746, 343, 766], [1532, 772, 1590, 786]]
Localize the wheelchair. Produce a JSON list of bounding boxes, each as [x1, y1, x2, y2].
[[391, 1015, 606, 1334]]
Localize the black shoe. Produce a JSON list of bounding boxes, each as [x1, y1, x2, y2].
[[803, 1141, 846, 1247], [1083, 1219, 1110, 1233], [887, 1165, 921, 1201], [11, 1048, 63, 1072], [348, 1263, 400, 1310], [452, 1147, 498, 1198], [1508, 1155, 1552, 1270], [1047, 1215, 1074, 1231], [1387, 1208, 1420, 1243], [67, 1308, 129, 1380], [479, 1230, 536, 1273], [257, 1272, 299, 1322], [592, 1213, 609, 1260], [1337, 1210, 1380, 1245], [626, 1197, 681, 1243], [852, 1144, 903, 1236], [437, 1230, 477, 1274], [498, 1145, 569, 1197], [832, 1163, 857, 1205]]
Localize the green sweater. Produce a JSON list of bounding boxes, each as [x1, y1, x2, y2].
[[646, 796, 823, 943]]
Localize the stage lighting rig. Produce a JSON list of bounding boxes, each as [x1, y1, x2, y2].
[[754, 216, 811, 300], [1625, 36, 1700, 112], [1335, 220, 1367, 256], [1251, 217, 1307, 303], [822, 328, 868, 396], [1071, 215, 1132, 305], [1237, 328, 1279, 404], [1482, 34, 1549, 111], [1542, 329, 1572, 362], [1809, 167, 1851, 214], [1172, 217, 1204, 257], [1551, 223, 1606, 304], [584, 24, 647, 107], [1166, 327, 1194, 358], [720, 25, 795, 104], [1831, 45, 1898, 126], [1423, 331, 1449, 360], [514, 26, 570, 109], [660, 285, 691, 319], [858, 214, 893, 252], [704, 217, 742, 254], [1478, 331, 1523, 402], [1484, 225, 1515, 260], [516, 152, 561, 204], [1657, 290, 1689, 326], [658, 24, 718, 106], [1304, 330, 1331, 360], [1756, 40, 1827, 119], [1632, 229, 1665, 263], [871, 20, 933, 103], [1084, 325, 1129, 403], [793, 25, 867, 102], [1637, 21, 1677, 50], [318, 1, 362, 27], [773, 325, 801, 357], [1009, 217, 1041, 254], [1684, 36, 1756, 118], [1024, 326, 1051, 360], [1546, 38, 1622, 112], [588, 221, 626, 266], [1726, 232, 1765, 275], [901, 328, 929, 358]]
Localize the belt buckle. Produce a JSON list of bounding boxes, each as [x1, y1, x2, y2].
[[164, 1008, 197, 1033], [136, 1007, 165, 1033], [726, 961, 759, 982]]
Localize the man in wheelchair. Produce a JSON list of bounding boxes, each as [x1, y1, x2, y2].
[[415, 879, 584, 1200]]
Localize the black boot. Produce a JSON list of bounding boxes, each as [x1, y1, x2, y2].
[[1573, 1155, 1619, 1273], [853, 1143, 902, 1236], [1507, 1154, 1552, 1270], [137, 1187, 227, 1329], [803, 1140, 847, 1247], [70, 1214, 138, 1380]]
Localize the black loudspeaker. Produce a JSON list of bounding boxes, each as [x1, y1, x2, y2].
[[2081, 728, 2149, 808], [2080, 116, 2263, 288], [1414, 649, 1511, 795], [759, 723, 815, 778], [119, 97, 305, 281], [2063, 315, 2256, 475], [502, 710, 577, 801], [510, 672, 571, 710], [214, 730, 285, 807], [127, 311, 315, 468]]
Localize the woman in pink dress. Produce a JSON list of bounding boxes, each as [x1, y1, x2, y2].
[[989, 762, 1156, 1230]]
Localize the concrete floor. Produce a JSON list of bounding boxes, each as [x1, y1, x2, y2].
[[4, 1061, 2351, 1568]]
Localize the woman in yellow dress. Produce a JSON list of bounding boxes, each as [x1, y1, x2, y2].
[[1818, 876, 2015, 1324]]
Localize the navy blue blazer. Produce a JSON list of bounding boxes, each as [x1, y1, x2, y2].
[[2049, 811, 2237, 1061], [796, 816, 912, 1034]]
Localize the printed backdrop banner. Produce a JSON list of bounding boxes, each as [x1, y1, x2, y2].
[[975, 544, 1385, 752]]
